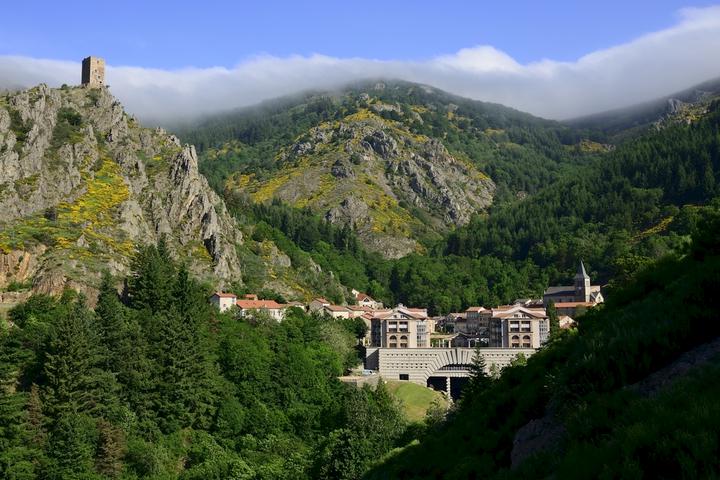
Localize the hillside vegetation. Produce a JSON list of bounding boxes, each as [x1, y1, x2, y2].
[[366, 203, 720, 479], [191, 89, 720, 314], [181, 81, 592, 256], [0, 242, 413, 479]]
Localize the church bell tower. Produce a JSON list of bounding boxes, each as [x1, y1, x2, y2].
[[574, 260, 591, 302]]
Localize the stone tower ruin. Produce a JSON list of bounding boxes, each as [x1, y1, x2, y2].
[[81, 56, 105, 87]]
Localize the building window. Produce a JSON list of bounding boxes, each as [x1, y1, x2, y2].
[[399, 374, 409, 380]]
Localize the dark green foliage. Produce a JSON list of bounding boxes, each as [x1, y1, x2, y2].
[[445, 100, 720, 282], [546, 300, 559, 339], [185, 83, 720, 316], [41, 292, 119, 420], [366, 206, 720, 478], [50, 107, 84, 150], [0, 241, 407, 479], [460, 345, 492, 407]]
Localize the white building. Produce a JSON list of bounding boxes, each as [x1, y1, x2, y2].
[[210, 292, 237, 313]]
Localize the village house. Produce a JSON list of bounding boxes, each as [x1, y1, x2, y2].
[[352, 289, 384, 309], [323, 304, 352, 319], [491, 304, 549, 348], [235, 294, 287, 321], [450, 332, 487, 348], [309, 297, 331, 312], [210, 292, 237, 313]]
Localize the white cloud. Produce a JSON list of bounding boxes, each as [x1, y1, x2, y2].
[[2, 5, 720, 124]]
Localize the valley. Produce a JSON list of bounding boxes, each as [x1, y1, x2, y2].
[[0, 63, 719, 480]]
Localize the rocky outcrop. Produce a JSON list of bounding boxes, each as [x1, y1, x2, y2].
[[237, 106, 494, 258], [0, 84, 243, 295]]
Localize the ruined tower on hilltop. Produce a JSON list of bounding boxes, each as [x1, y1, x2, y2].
[[81, 56, 105, 87]]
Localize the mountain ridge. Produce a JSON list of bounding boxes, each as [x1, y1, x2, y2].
[[0, 84, 243, 298]]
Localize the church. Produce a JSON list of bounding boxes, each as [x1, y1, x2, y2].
[[543, 261, 604, 316]]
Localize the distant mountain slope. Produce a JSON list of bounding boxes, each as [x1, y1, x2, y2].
[[0, 84, 242, 296], [180, 81, 591, 257], [568, 76, 720, 140]]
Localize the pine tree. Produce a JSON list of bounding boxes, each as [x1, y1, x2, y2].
[[46, 413, 96, 479], [95, 419, 125, 478], [96, 271, 127, 371], [27, 384, 46, 449], [127, 242, 176, 314], [547, 300, 560, 340], [461, 345, 492, 407], [42, 296, 119, 420]]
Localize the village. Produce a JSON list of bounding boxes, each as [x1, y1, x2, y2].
[[211, 262, 604, 397]]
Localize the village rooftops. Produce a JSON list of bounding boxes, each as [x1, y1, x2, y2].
[[465, 306, 487, 312], [347, 305, 373, 312], [236, 299, 285, 310], [553, 301, 595, 308], [491, 305, 547, 318], [212, 292, 237, 299], [324, 304, 350, 312]]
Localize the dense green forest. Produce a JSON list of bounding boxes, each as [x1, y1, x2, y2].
[[0, 241, 416, 479], [201, 91, 720, 314], [366, 198, 720, 479]]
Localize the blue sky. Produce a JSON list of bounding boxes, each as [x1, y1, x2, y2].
[[2, 2, 720, 123], [1, 0, 717, 68]]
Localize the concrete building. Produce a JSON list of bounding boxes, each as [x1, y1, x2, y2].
[[370, 306, 432, 348], [210, 292, 237, 313], [81, 56, 105, 87], [365, 346, 535, 397], [492, 305, 549, 348]]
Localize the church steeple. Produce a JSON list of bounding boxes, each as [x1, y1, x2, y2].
[[574, 260, 591, 302]]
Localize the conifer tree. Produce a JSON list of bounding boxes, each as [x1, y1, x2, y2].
[[42, 295, 119, 420], [95, 419, 125, 478], [96, 271, 127, 370], [128, 240, 176, 314], [547, 300, 560, 340], [461, 345, 492, 407]]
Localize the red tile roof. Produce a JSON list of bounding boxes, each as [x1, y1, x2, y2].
[[236, 299, 284, 310], [213, 292, 237, 299], [554, 302, 595, 308], [324, 305, 350, 312], [348, 305, 371, 311]]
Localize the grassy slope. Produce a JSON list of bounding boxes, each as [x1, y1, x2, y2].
[[385, 381, 448, 423]]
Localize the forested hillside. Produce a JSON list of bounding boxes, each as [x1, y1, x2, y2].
[[366, 202, 720, 479], [0, 241, 413, 479], [194, 91, 720, 314], [179, 81, 594, 256]]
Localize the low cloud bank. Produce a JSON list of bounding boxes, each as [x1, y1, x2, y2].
[[2, 6, 720, 124]]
